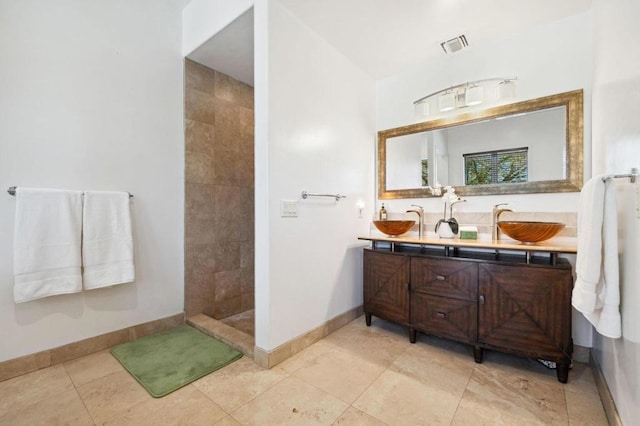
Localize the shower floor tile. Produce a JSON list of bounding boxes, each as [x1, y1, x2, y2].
[[220, 309, 255, 336]]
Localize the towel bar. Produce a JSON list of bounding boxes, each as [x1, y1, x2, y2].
[[602, 167, 638, 183], [301, 191, 346, 201], [7, 186, 134, 198]]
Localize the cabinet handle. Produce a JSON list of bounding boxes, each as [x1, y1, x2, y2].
[[436, 275, 446, 281], [436, 312, 446, 319], [479, 295, 485, 304]]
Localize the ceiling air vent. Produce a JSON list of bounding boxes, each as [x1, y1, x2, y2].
[[440, 35, 468, 54]]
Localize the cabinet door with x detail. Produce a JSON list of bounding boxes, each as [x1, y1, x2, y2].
[[478, 262, 572, 361]]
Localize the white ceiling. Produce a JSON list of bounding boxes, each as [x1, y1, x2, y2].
[[187, 8, 254, 86], [189, 0, 593, 85]]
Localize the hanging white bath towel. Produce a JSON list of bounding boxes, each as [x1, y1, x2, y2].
[[13, 188, 84, 303], [571, 176, 621, 338], [82, 191, 135, 289]]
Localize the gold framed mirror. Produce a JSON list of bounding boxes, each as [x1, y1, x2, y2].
[[378, 89, 583, 199]]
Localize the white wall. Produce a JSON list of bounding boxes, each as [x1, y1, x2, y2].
[[591, 0, 640, 423], [255, 0, 375, 350], [0, 0, 185, 362], [375, 11, 595, 348]]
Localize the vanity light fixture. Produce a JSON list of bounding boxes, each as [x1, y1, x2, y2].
[[414, 76, 518, 116]]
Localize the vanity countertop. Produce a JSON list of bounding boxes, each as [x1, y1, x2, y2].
[[358, 233, 577, 254]]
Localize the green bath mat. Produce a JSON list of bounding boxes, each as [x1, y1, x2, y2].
[[110, 325, 242, 397]]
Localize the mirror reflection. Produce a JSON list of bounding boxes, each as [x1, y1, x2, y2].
[[378, 90, 583, 198]]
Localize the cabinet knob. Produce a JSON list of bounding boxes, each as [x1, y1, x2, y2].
[[479, 295, 485, 304], [436, 275, 446, 281]]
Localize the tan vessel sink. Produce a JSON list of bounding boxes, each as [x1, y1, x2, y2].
[[498, 221, 565, 243], [373, 220, 415, 237]]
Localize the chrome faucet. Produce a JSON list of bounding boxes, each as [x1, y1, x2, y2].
[[492, 203, 513, 241], [406, 204, 424, 238]]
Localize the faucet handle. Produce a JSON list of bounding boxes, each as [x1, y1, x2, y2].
[[493, 203, 509, 210], [410, 204, 424, 211]]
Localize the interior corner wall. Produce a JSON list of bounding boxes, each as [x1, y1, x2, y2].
[[0, 1, 185, 362], [256, 0, 376, 350], [591, 1, 640, 423]]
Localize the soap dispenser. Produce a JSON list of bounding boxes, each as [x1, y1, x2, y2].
[[379, 203, 388, 221]]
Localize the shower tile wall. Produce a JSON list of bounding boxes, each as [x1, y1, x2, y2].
[[184, 59, 254, 319]]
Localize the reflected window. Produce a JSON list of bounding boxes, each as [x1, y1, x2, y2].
[[464, 147, 528, 185], [421, 159, 429, 187]]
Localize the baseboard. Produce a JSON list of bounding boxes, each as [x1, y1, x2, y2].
[[254, 305, 364, 369], [590, 350, 622, 426], [0, 312, 185, 383]]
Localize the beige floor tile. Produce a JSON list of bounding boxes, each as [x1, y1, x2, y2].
[[451, 362, 568, 426], [353, 370, 460, 425], [76, 370, 151, 424], [103, 385, 227, 425], [215, 415, 243, 426], [389, 338, 475, 398], [566, 390, 608, 426], [278, 340, 340, 374], [565, 362, 599, 397], [192, 356, 288, 412], [0, 388, 93, 426], [64, 349, 124, 387], [292, 348, 385, 404], [322, 319, 409, 368], [231, 376, 349, 425], [0, 364, 74, 416], [331, 406, 388, 425], [479, 350, 560, 385]]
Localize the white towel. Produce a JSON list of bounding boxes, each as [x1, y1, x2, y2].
[[82, 191, 135, 289], [13, 188, 83, 303], [572, 176, 621, 339]]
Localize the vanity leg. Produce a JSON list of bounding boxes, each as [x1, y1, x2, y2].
[[409, 328, 417, 343], [556, 362, 570, 383], [365, 313, 372, 326], [473, 346, 484, 363]]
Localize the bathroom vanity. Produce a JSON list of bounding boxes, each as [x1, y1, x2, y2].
[[359, 235, 577, 383]]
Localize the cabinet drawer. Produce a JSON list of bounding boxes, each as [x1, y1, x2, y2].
[[411, 293, 477, 343], [411, 257, 477, 301]]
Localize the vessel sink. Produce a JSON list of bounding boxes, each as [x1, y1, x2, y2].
[[373, 220, 416, 237], [498, 221, 565, 243]]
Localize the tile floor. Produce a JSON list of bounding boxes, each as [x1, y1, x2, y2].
[[0, 317, 608, 425]]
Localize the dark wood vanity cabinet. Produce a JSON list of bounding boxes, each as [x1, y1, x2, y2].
[[363, 250, 410, 326], [363, 248, 573, 383]]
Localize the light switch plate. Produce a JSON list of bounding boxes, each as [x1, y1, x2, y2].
[[281, 200, 298, 217]]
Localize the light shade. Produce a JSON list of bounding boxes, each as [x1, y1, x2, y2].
[[414, 101, 429, 117], [499, 80, 515, 100], [465, 85, 484, 106], [439, 92, 455, 112]]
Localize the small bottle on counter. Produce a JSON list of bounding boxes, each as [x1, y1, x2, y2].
[[379, 203, 388, 221]]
